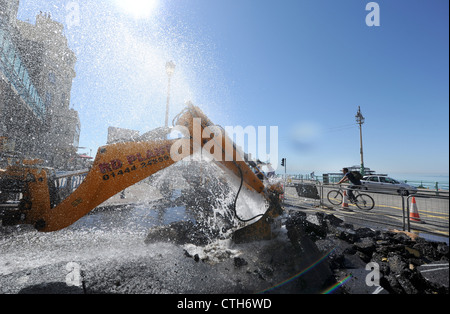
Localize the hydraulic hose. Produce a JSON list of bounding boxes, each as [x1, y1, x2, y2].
[[232, 163, 265, 223]]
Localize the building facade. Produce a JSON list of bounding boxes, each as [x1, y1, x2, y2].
[[0, 0, 80, 170]]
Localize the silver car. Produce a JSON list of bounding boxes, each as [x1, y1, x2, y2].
[[361, 176, 418, 196]]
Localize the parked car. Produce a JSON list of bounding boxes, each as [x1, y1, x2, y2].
[[361, 175, 418, 195]]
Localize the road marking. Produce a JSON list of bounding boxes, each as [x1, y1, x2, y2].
[[420, 263, 449, 267], [372, 286, 385, 294], [345, 201, 449, 222], [420, 267, 449, 273], [428, 229, 450, 236], [415, 208, 449, 216], [420, 213, 449, 220]]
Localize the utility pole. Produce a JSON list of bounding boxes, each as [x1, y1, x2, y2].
[[281, 158, 287, 198], [355, 106, 365, 176]]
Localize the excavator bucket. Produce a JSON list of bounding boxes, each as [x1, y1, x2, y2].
[[232, 189, 284, 244], [174, 104, 284, 243]]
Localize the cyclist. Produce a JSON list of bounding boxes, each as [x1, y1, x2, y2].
[[337, 168, 362, 203]]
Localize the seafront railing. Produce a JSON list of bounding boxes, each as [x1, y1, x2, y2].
[[288, 174, 449, 192], [285, 180, 449, 238]]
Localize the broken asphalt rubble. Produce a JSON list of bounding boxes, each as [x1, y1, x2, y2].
[[286, 210, 449, 294], [147, 209, 448, 294]]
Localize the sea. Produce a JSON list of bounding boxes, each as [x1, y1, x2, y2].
[[298, 172, 450, 191], [388, 173, 449, 191]]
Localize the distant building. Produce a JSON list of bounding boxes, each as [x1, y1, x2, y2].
[[0, 0, 47, 155], [0, 0, 80, 170], [345, 165, 377, 176], [0, 0, 19, 26], [323, 166, 387, 184], [107, 126, 170, 145], [107, 127, 141, 145], [17, 11, 78, 168]]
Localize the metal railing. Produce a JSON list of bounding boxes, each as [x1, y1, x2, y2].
[[286, 180, 449, 238], [287, 174, 449, 192], [403, 191, 449, 233], [403, 180, 449, 192]]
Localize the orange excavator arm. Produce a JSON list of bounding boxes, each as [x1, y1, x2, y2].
[[28, 139, 179, 232], [1, 104, 281, 236]]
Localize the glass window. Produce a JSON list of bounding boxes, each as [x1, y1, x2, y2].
[[23, 71, 29, 87], [39, 99, 46, 113], [48, 72, 56, 84], [383, 177, 397, 184], [3, 39, 10, 57], [14, 55, 22, 74], [7, 46, 15, 65], [18, 63, 24, 79], [45, 92, 53, 105]]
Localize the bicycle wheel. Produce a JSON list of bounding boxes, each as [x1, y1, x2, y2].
[[327, 190, 343, 206], [355, 194, 375, 210]]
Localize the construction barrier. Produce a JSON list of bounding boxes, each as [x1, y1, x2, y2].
[[287, 182, 449, 237], [294, 183, 320, 200]]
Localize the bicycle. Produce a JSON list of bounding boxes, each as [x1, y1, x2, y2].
[[327, 185, 375, 210]]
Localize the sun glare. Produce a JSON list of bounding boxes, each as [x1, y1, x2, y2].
[[115, 0, 160, 19]]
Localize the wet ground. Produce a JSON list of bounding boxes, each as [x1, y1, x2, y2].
[[0, 174, 335, 294], [0, 215, 333, 294], [1, 168, 448, 294]]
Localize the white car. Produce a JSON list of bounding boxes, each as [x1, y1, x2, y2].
[[361, 175, 418, 196]]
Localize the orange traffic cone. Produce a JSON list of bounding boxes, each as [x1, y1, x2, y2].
[[409, 197, 424, 223], [342, 190, 349, 209]]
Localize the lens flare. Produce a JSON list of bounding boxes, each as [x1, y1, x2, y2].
[[321, 275, 352, 294], [258, 249, 336, 294], [115, 0, 159, 19]]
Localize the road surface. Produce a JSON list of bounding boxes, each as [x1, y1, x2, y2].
[[285, 185, 449, 239]]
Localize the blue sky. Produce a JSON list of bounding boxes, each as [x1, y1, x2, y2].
[[17, 0, 449, 176]]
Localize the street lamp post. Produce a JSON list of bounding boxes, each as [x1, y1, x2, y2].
[[165, 61, 176, 129], [355, 106, 365, 176]]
